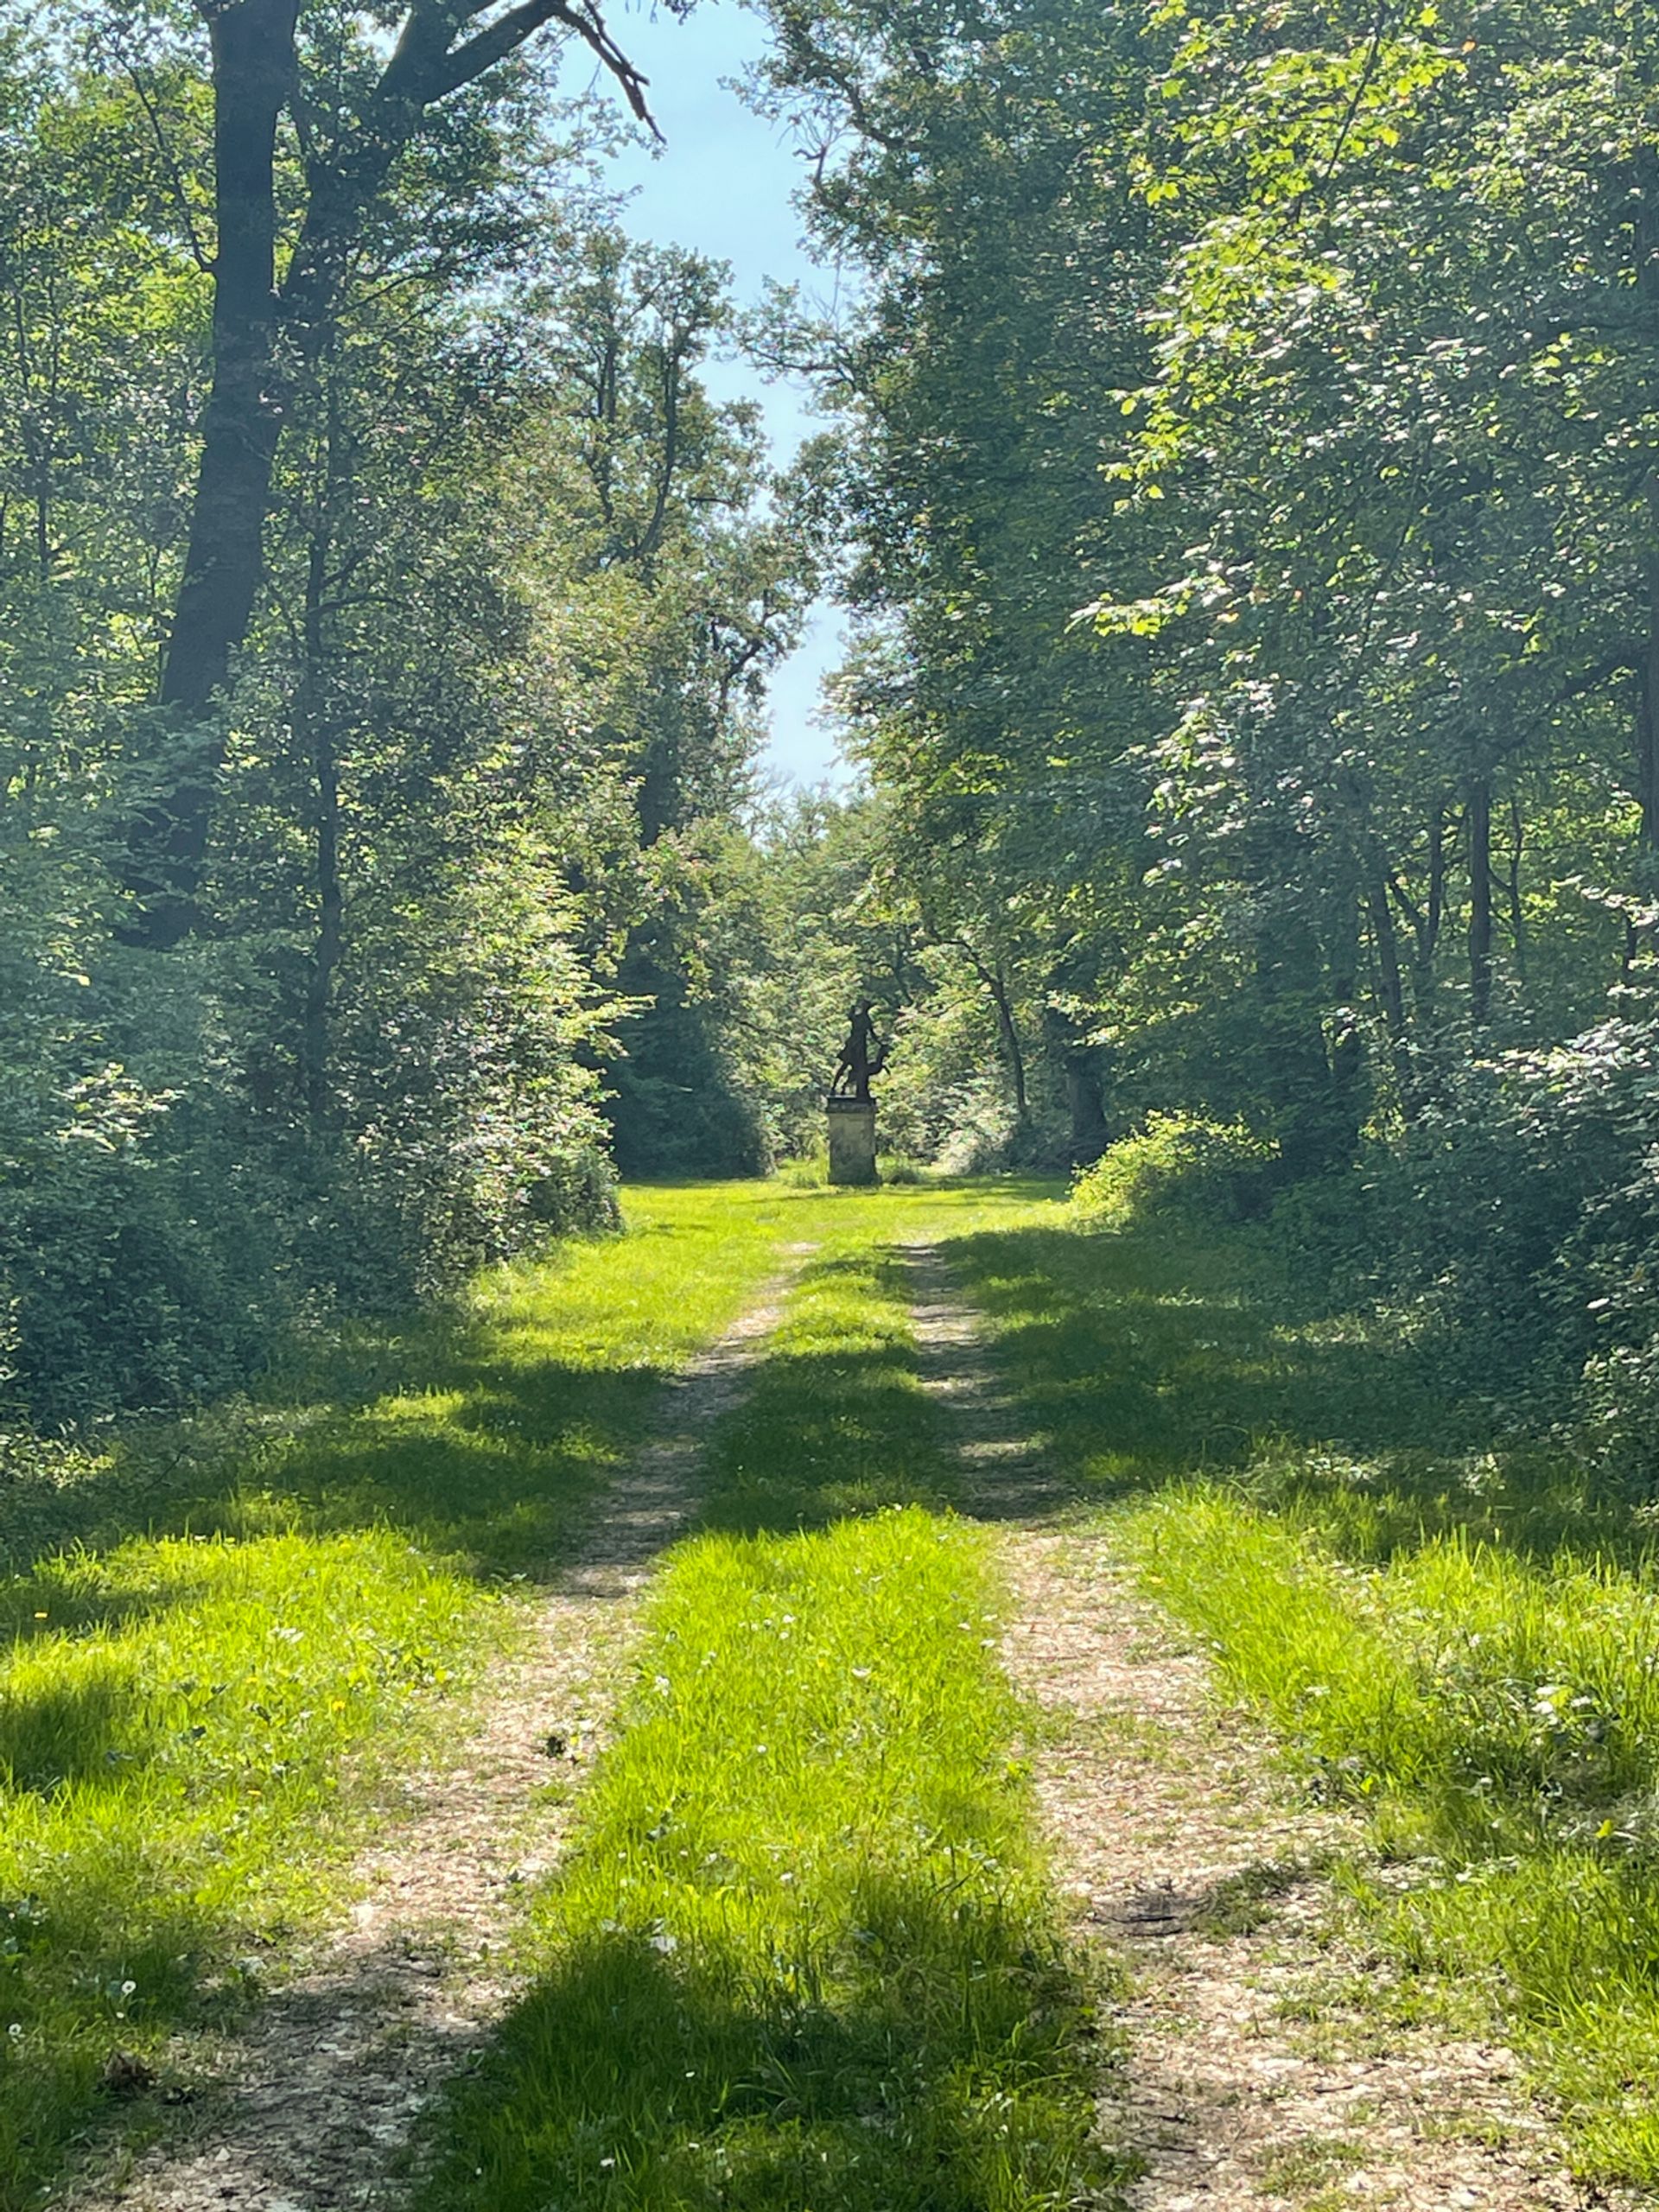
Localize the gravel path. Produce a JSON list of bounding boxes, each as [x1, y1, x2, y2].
[[904, 1238, 1633, 2212], [67, 1270, 802, 2212]]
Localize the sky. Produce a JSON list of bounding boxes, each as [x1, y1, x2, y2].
[[561, 2, 854, 790]]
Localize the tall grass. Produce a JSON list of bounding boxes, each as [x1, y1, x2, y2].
[[0, 1179, 1059, 2202]]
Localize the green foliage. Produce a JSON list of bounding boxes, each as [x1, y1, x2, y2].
[[949, 1176, 1659, 2183], [1127, 1485, 1659, 2187], [1071, 1113, 1274, 1229]]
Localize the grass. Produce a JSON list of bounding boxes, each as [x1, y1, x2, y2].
[[949, 1195, 1659, 2188], [412, 1193, 1120, 2212], [696, 1246, 959, 1534], [0, 1179, 1058, 2202], [0, 1182, 878, 2207], [416, 1513, 1116, 2212], [0, 1528, 482, 2194]]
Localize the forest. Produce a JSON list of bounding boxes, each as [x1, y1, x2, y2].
[[6, 0, 1659, 2207]]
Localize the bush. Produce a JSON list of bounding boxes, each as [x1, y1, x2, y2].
[[1071, 1113, 1275, 1228]]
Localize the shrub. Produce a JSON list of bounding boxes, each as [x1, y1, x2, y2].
[[1071, 1113, 1275, 1228]]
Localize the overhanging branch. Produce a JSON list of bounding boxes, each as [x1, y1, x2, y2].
[[429, 0, 660, 133]]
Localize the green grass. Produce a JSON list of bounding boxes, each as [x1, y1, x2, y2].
[[413, 1195, 1120, 2212], [0, 1179, 1061, 2202], [948, 1195, 1659, 2188], [0, 1528, 482, 2194], [0, 1182, 876, 2207], [417, 1515, 1118, 2212], [696, 1246, 959, 1534]]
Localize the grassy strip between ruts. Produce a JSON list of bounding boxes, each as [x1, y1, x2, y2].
[[413, 1227, 1123, 2212], [0, 1183, 815, 2209], [414, 1511, 1120, 2212], [941, 1200, 1659, 2189]]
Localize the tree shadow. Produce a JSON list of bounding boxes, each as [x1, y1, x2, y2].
[[691, 1249, 961, 1538], [411, 1847, 1122, 2212], [939, 1220, 1636, 1563]]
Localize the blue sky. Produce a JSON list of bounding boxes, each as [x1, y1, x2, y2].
[[561, 2, 853, 790]]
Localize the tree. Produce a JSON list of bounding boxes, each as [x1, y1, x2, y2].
[[122, 0, 677, 944]]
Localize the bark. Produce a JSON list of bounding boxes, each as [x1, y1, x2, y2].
[[1636, 147, 1659, 846], [1640, 476, 1659, 849], [300, 389, 345, 1127], [1467, 773, 1494, 1026], [127, 0, 656, 947], [987, 965, 1031, 1127], [125, 1, 300, 946], [1042, 1007, 1109, 1166], [1366, 874, 1406, 1041], [1505, 793, 1528, 980], [951, 940, 1030, 1127]]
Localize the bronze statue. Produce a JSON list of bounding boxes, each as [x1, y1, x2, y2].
[[830, 1001, 885, 1103]]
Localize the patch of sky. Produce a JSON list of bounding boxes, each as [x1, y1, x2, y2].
[[560, 2, 857, 791]]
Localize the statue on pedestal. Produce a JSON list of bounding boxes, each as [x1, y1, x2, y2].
[[827, 1001, 883, 1185]]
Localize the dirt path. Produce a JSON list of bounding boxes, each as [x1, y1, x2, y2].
[[904, 1240, 1634, 2212], [70, 1266, 805, 2212]]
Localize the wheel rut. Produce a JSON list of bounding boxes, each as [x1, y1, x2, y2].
[[903, 1238, 1631, 2212], [68, 1268, 803, 2212]]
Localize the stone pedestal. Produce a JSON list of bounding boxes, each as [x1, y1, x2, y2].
[[827, 1096, 878, 1185]]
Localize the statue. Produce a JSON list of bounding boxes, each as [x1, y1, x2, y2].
[[830, 1001, 885, 1103], [827, 1000, 883, 1185]]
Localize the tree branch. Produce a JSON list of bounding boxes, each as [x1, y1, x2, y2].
[[428, 0, 660, 133]]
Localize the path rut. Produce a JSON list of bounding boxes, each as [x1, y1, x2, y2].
[[904, 1238, 1633, 2212], [69, 1268, 802, 2212]]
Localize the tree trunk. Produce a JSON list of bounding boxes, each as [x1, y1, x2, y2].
[[1366, 874, 1406, 1040], [125, 0, 655, 947], [987, 964, 1031, 1127], [1043, 1007, 1109, 1166], [1467, 773, 1494, 1025], [1640, 480, 1659, 849], [1255, 904, 1357, 1181], [124, 1, 301, 946], [299, 443, 342, 1127]]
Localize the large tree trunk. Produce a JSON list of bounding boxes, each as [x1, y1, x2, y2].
[[124, 0, 654, 948], [126, 1, 300, 946]]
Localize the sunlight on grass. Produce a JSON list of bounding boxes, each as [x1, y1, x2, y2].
[[0, 1181, 849, 2206], [0, 1529, 482, 2203], [696, 1246, 958, 1534], [963, 1189, 1659, 2190], [413, 1186, 1117, 2212], [416, 1510, 1120, 2212], [1124, 1488, 1659, 2184]]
